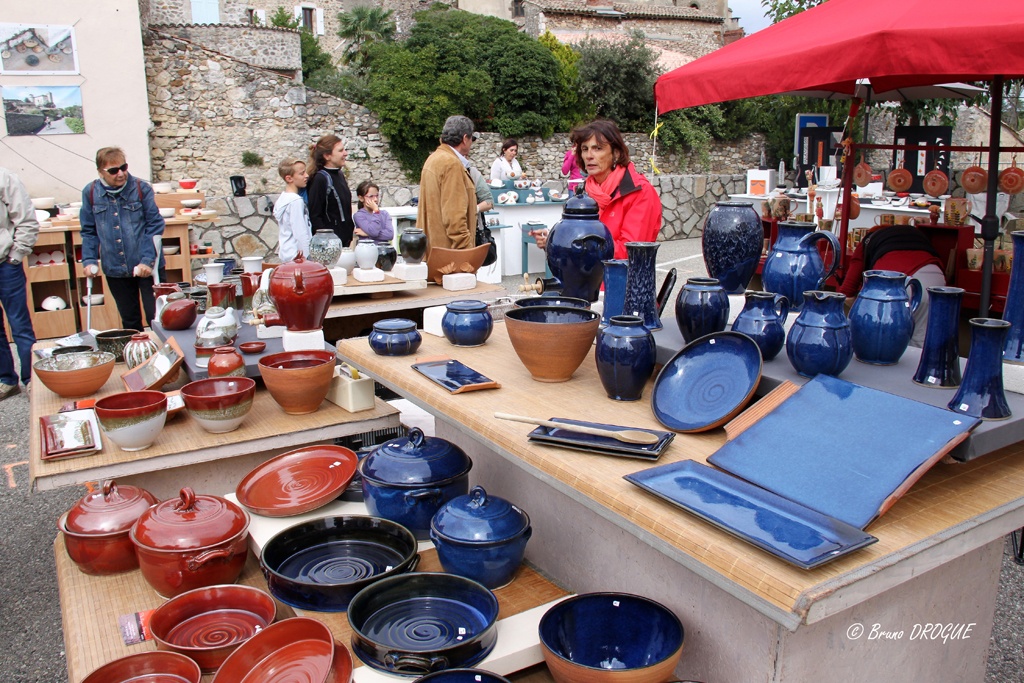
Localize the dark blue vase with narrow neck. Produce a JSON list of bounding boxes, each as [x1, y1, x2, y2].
[[1002, 230, 1024, 364], [949, 318, 1012, 420], [913, 286, 964, 388], [601, 258, 629, 326]]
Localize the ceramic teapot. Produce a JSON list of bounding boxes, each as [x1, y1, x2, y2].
[[266, 253, 333, 331], [545, 193, 614, 302]]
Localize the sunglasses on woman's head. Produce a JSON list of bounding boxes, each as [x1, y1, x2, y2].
[[104, 163, 128, 175]]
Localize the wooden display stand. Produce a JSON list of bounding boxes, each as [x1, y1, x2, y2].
[[24, 229, 76, 338]]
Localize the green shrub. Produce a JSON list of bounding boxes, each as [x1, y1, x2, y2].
[[241, 151, 264, 167]]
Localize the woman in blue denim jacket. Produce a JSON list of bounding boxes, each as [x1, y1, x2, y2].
[[80, 147, 165, 332]]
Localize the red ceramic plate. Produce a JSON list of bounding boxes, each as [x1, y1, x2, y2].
[[236, 445, 359, 517], [236, 639, 333, 683]]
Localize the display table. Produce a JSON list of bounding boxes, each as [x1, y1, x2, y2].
[[730, 192, 933, 229], [335, 325, 1024, 682], [28, 343, 400, 499]]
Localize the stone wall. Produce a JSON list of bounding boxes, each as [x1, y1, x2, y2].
[[152, 24, 302, 72], [536, 14, 722, 57], [146, 0, 188, 25]]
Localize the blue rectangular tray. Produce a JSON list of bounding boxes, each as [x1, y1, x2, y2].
[[625, 460, 878, 569], [528, 417, 674, 460]]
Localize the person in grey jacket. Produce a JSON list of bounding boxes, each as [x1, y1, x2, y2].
[[0, 168, 39, 399], [79, 147, 165, 332]]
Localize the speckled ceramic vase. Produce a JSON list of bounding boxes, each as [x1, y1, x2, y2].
[[622, 242, 662, 330], [701, 201, 763, 294]]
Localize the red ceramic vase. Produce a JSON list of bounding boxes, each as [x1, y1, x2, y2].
[[208, 282, 235, 310], [207, 346, 245, 378], [268, 254, 333, 331]]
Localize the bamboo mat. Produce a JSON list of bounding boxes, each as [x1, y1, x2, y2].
[[335, 324, 1024, 619]]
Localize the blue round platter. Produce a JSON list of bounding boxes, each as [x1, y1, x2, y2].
[[651, 331, 762, 433]]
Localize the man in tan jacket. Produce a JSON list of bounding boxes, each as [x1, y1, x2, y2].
[[417, 115, 478, 250]]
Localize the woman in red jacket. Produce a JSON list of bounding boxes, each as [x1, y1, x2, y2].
[[534, 120, 662, 259]]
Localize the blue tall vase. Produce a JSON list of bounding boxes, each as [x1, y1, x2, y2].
[[701, 201, 763, 294], [1002, 230, 1024, 364], [674, 277, 728, 343], [595, 315, 656, 401], [949, 318, 1012, 420], [913, 286, 964, 388], [786, 291, 852, 378], [601, 259, 629, 326], [622, 242, 662, 330]]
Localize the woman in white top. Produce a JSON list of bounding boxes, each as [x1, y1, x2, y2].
[[489, 138, 523, 181]]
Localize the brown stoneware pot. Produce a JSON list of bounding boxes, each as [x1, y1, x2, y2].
[[151, 584, 277, 673], [160, 294, 199, 330], [207, 346, 245, 378], [58, 479, 158, 575], [212, 616, 352, 683], [130, 487, 250, 598], [503, 306, 601, 382], [257, 350, 336, 414], [268, 254, 334, 331], [33, 351, 115, 398], [81, 651, 201, 683]]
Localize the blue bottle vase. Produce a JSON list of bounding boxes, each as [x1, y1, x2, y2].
[[786, 291, 852, 378], [674, 277, 729, 344], [849, 270, 922, 365], [761, 221, 841, 309], [913, 286, 964, 388], [622, 242, 662, 330], [701, 201, 763, 294], [1002, 230, 1024, 364], [949, 318, 1012, 420], [732, 291, 789, 361], [595, 315, 656, 401], [601, 258, 629, 326]]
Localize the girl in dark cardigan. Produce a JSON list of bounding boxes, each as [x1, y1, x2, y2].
[[307, 134, 355, 246]]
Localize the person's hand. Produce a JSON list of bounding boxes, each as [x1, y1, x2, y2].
[[354, 227, 368, 238], [530, 229, 549, 250], [84, 264, 99, 277], [134, 264, 153, 278], [364, 196, 379, 213]]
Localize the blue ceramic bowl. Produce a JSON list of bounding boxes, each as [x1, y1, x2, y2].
[[514, 296, 591, 309], [414, 670, 512, 683], [504, 306, 598, 325], [538, 593, 684, 683], [369, 318, 422, 356], [215, 257, 236, 276], [442, 300, 494, 347]]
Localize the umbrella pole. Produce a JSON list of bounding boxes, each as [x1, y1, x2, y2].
[[979, 75, 1005, 317]]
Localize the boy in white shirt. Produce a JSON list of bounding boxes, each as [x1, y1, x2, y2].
[[274, 158, 311, 263]]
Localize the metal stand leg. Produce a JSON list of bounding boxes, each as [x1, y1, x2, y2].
[[1011, 528, 1024, 565]]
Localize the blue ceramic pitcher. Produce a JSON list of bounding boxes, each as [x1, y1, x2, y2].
[[786, 290, 852, 378], [848, 270, 922, 365], [732, 290, 789, 361], [762, 221, 841, 309]]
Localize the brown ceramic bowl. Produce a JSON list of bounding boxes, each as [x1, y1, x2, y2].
[[257, 350, 336, 414], [58, 480, 158, 575], [180, 377, 256, 434], [212, 617, 352, 683], [81, 651, 201, 683], [33, 351, 116, 398], [503, 306, 600, 382], [151, 584, 277, 672], [95, 328, 142, 363], [238, 341, 266, 354]]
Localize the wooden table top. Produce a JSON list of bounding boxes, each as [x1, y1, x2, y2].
[[335, 324, 1024, 629], [326, 281, 505, 319]]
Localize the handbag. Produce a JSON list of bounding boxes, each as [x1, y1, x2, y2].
[[476, 213, 497, 267]]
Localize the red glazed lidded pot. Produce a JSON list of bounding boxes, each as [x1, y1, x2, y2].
[[267, 254, 333, 331], [130, 487, 250, 598], [59, 479, 158, 575]]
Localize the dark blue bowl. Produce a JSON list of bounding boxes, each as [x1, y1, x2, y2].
[[515, 296, 591, 309], [504, 306, 599, 325], [413, 669, 512, 683], [539, 592, 684, 681]]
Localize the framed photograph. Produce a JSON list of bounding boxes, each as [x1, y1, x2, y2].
[[0, 24, 79, 75], [2, 85, 84, 136]]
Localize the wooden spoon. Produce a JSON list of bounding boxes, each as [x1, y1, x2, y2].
[[494, 412, 661, 445]]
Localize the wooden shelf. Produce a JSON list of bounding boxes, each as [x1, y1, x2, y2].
[[26, 262, 70, 283]]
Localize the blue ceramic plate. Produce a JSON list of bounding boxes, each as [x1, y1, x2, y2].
[[624, 460, 878, 569], [651, 332, 762, 432], [527, 417, 673, 460], [412, 359, 500, 394]]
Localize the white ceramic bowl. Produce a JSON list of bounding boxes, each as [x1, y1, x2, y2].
[[51, 250, 66, 264], [152, 182, 173, 194], [489, 180, 503, 188], [64, 206, 81, 218], [159, 208, 176, 218], [180, 199, 202, 209], [514, 180, 530, 189], [32, 197, 55, 210], [41, 295, 67, 311], [35, 209, 50, 223], [82, 293, 105, 305], [162, 245, 181, 255]]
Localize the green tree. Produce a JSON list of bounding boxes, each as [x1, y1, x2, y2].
[[574, 32, 659, 131], [270, 6, 333, 81], [337, 6, 396, 68], [538, 31, 593, 131]]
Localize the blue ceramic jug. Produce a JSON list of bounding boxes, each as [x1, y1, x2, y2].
[[732, 291, 790, 361], [786, 291, 852, 378], [762, 221, 841, 309], [595, 315, 656, 401], [674, 277, 728, 344], [848, 270, 922, 365], [545, 193, 614, 302]]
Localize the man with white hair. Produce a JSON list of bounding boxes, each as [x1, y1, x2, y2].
[[0, 167, 39, 399]]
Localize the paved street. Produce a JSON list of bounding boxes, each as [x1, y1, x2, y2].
[[1, 237, 1022, 681]]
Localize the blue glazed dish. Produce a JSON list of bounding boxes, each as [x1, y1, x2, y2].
[[430, 486, 532, 589], [413, 669, 512, 683], [369, 318, 422, 356], [538, 592, 684, 681], [348, 572, 500, 677], [442, 300, 494, 347], [651, 331, 762, 432], [260, 515, 419, 612], [527, 418, 673, 460]]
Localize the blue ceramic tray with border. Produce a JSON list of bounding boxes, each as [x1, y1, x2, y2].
[[412, 359, 500, 394], [625, 460, 878, 569], [528, 417, 674, 460]]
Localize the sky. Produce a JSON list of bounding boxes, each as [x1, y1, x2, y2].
[[728, 0, 774, 34]]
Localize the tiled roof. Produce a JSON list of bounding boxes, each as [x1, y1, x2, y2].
[[530, 0, 723, 23], [550, 30, 696, 70], [149, 23, 300, 34]]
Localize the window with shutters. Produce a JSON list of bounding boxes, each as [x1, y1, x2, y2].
[[301, 7, 315, 31], [512, 0, 525, 17]]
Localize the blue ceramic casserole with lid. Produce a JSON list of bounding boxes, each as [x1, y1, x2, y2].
[[430, 486, 532, 589]]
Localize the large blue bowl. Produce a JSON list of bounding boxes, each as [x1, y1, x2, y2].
[[413, 670, 511, 683], [538, 592, 684, 682], [514, 296, 591, 309]]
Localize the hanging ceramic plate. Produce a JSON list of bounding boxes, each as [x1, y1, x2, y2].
[[235, 445, 358, 517], [651, 331, 762, 433]]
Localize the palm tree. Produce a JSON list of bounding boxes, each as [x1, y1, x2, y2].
[[337, 6, 396, 67]]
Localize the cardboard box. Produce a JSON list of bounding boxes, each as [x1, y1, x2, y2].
[[746, 169, 777, 196]]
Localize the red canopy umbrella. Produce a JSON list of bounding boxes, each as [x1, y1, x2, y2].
[[655, 0, 1024, 315]]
